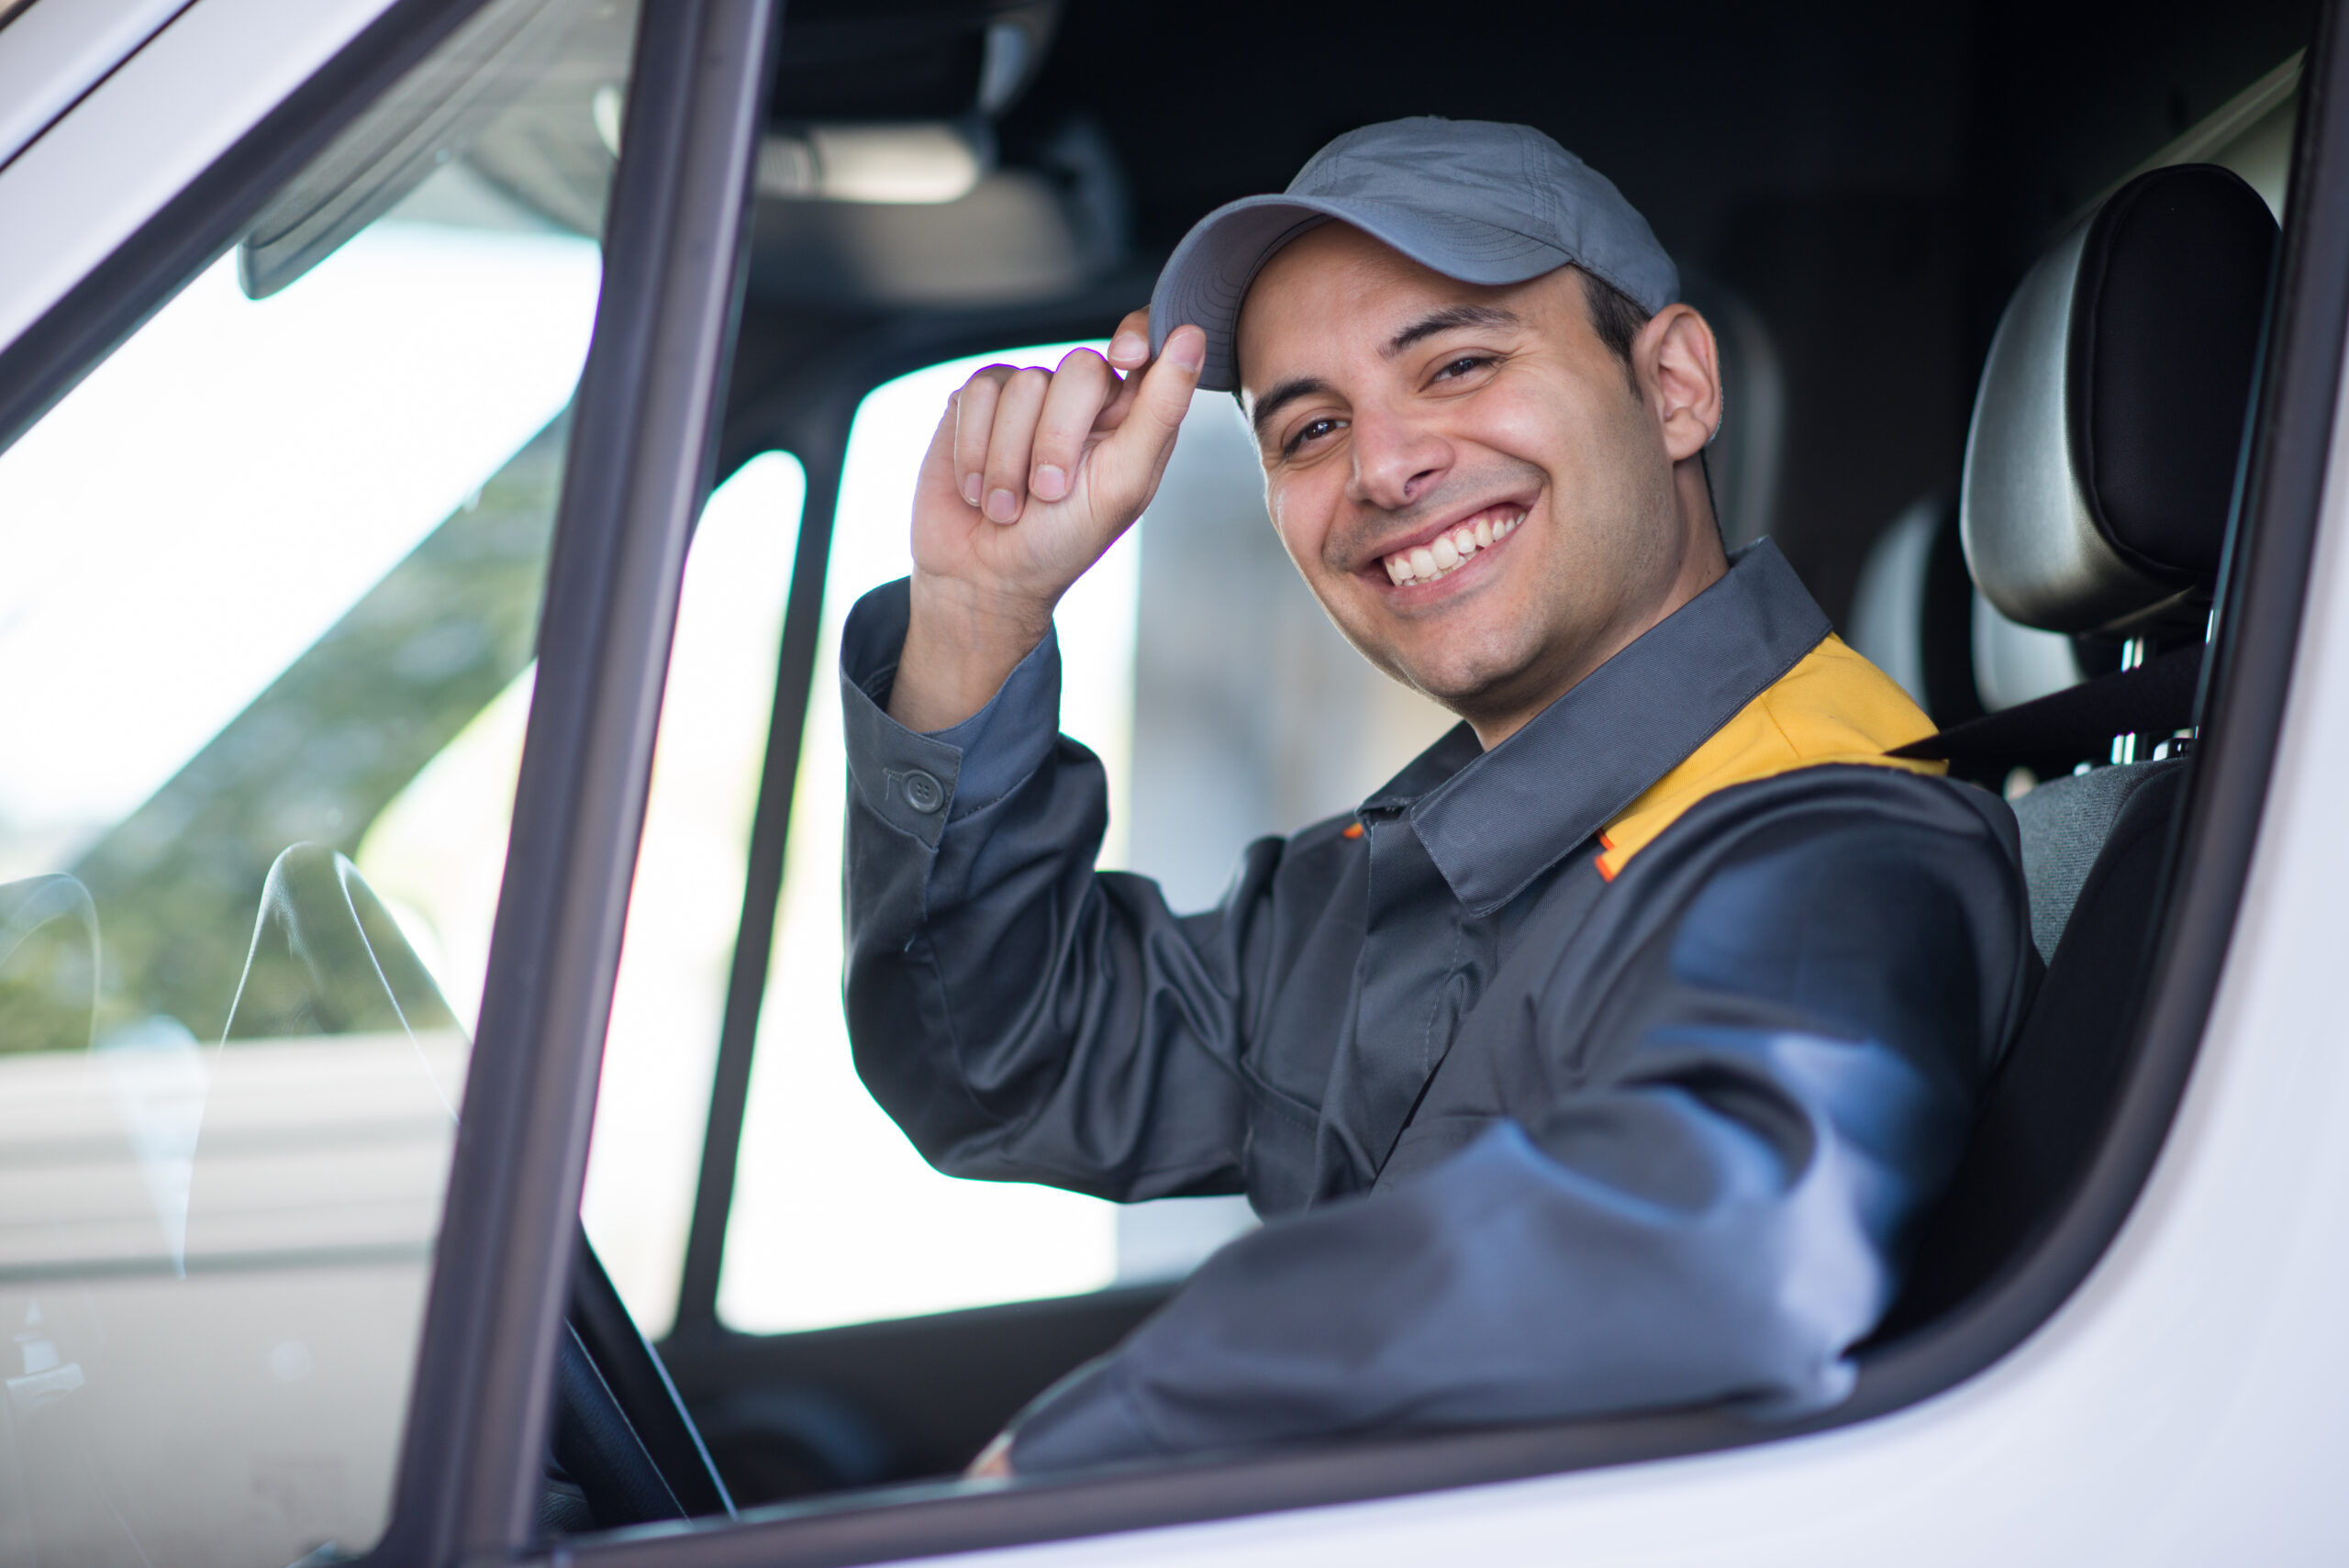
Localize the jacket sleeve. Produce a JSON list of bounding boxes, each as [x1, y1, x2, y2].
[[1004, 802, 2032, 1471], [841, 579, 1259, 1201]]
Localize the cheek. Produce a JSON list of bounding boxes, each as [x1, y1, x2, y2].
[[1266, 474, 1341, 578], [1475, 372, 1629, 493], [1475, 383, 1567, 454]]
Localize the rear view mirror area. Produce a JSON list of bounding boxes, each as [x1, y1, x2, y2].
[[238, 0, 635, 300]]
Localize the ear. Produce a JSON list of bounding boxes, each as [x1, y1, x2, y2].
[[1635, 305, 1722, 463]]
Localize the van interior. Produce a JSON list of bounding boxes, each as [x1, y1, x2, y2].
[[652, 0, 2317, 1509]]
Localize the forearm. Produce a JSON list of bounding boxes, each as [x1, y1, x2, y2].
[[1005, 1024, 1965, 1472], [849, 850, 1258, 1200], [1000, 810, 2027, 1473], [892, 314, 1201, 732], [886, 571, 1055, 734], [842, 581, 1255, 1199]]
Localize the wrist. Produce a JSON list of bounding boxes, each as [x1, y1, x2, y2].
[[907, 571, 1056, 656], [890, 573, 1055, 733]]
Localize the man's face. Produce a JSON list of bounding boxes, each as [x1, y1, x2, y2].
[[1235, 224, 1701, 736]]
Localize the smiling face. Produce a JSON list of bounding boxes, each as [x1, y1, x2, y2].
[[1234, 222, 1728, 746]]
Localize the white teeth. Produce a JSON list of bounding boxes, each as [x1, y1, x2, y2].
[[1385, 509, 1523, 586]]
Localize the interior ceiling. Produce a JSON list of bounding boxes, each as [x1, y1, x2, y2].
[[767, 0, 1010, 118], [742, 0, 2319, 625]]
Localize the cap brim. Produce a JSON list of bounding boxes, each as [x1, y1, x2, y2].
[[1148, 195, 1570, 392]]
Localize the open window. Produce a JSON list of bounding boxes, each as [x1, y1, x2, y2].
[[606, 1, 2345, 1559], [357, 450, 808, 1339], [715, 350, 1150, 1344]]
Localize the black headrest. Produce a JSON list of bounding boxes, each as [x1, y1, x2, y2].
[[1962, 163, 2277, 635]]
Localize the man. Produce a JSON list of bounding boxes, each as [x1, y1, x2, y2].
[[838, 119, 2035, 1477]]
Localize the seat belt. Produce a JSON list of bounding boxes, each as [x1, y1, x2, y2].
[[1893, 642, 2204, 762]]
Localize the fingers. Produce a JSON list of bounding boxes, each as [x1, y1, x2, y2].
[[1029, 349, 1114, 502], [916, 387, 965, 506], [979, 368, 1049, 522], [1106, 306, 1152, 372], [1133, 325, 1205, 433], [1091, 325, 1205, 501], [952, 350, 1119, 519], [946, 319, 1190, 525], [1095, 310, 1184, 438], [952, 369, 1008, 509], [1089, 308, 1156, 432]]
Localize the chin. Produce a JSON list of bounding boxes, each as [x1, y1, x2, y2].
[[1395, 650, 1540, 715]]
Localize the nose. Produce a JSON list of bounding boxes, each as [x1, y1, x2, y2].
[[1346, 402, 1451, 513]]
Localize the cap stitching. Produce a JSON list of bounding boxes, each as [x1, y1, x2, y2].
[[1525, 132, 1555, 238]]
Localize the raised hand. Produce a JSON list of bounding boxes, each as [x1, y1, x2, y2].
[[890, 310, 1205, 732]]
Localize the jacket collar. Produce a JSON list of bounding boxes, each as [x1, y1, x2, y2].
[[1364, 539, 1831, 917]]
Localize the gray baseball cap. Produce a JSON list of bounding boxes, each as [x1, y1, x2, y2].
[[1148, 117, 1678, 394]]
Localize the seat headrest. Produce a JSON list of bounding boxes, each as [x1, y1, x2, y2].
[[1962, 163, 2277, 635]]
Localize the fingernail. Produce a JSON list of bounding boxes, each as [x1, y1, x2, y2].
[[1166, 327, 1205, 373], [1032, 464, 1067, 501], [1109, 331, 1147, 363], [985, 487, 1019, 522], [963, 473, 982, 506]]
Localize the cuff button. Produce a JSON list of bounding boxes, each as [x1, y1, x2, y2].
[[902, 769, 946, 815]]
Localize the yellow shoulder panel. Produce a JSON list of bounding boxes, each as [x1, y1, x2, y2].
[[1594, 635, 1945, 881]]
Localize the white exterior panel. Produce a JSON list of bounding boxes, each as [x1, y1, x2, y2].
[[0, 0, 398, 365], [0, 0, 196, 172]]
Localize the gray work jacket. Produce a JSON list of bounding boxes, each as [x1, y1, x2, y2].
[[836, 541, 2036, 1473]]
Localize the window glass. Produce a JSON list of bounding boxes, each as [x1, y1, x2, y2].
[[356, 452, 809, 1336], [0, 3, 636, 1562], [718, 348, 1139, 1334]]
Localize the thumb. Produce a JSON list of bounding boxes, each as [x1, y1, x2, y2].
[[1091, 325, 1205, 505]]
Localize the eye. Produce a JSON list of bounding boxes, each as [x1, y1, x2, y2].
[[1433, 353, 1493, 382], [1283, 416, 1342, 456]]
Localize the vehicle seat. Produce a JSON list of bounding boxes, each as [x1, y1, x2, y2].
[[1847, 492, 2127, 735], [2007, 756, 2184, 963], [1847, 494, 1988, 728], [1873, 161, 2277, 1337]]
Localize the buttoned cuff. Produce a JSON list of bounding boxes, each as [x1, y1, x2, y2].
[[839, 578, 1063, 847]]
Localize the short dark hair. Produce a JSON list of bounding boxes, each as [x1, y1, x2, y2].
[[1577, 269, 1650, 393]]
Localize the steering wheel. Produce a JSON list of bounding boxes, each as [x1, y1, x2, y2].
[[225, 843, 734, 1533]]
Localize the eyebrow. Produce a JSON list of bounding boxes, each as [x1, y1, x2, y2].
[[1246, 306, 1524, 442], [1385, 305, 1521, 355], [1248, 375, 1330, 442]]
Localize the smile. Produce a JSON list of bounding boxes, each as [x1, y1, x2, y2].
[[1380, 505, 1525, 586]]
